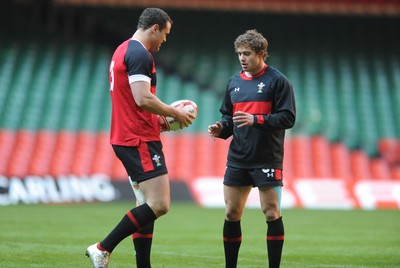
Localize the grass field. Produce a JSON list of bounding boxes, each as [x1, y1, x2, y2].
[[1, 202, 399, 268]]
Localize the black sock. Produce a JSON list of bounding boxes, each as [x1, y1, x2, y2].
[[100, 203, 157, 253], [266, 217, 284, 268], [133, 221, 154, 268], [223, 220, 242, 268]]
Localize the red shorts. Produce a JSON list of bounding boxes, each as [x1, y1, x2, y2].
[[112, 141, 168, 182]]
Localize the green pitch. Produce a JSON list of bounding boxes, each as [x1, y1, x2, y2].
[[1, 202, 399, 267]]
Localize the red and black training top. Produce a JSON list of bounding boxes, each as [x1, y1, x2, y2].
[[109, 38, 160, 147], [218, 65, 296, 169]]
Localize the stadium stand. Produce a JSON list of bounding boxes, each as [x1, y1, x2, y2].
[[0, 0, 399, 190]]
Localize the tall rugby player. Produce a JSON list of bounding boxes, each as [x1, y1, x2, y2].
[[86, 8, 194, 268]]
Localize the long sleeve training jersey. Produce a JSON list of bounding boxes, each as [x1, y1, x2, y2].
[[218, 65, 296, 169]]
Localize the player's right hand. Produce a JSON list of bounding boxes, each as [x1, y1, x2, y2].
[[174, 105, 195, 128]]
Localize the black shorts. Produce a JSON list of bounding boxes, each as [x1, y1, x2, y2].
[[223, 166, 283, 187], [112, 141, 168, 183]]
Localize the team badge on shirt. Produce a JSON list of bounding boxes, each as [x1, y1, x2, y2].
[[257, 82, 265, 93]]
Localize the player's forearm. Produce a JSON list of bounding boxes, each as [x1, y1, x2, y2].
[[138, 94, 178, 118]]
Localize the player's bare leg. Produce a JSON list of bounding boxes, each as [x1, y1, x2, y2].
[[259, 186, 284, 268], [139, 174, 170, 218], [223, 185, 252, 268]]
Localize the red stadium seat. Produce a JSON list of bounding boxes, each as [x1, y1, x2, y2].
[[70, 132, 97, 175], [370, 158, 392, 180], [311, 135, 333, 178], [390, 165, 400, 180], [91, 132, 114, 175], [378, 138, 398, 165], [0, 130, 16, 175], [214, 137, 230, 178], [7, 131, 36, 177], [350, 150, 372, 181], [160, 134, 177, 179], [283, 138, 294, 181], [173, 134, 196, 181], [28, 131, 57, 176], [193, 133, 218, 178], [292, 136, 313, 178], [50, 131, 77, 176], [330, 142, 352, 181]]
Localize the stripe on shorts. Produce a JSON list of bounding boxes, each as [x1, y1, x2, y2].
[[138, 142, 154, 172]]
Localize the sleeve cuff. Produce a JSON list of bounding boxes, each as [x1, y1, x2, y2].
[[254, 115, 265, 125]]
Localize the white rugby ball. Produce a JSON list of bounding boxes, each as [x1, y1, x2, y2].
[[159, 99, 198, 132]]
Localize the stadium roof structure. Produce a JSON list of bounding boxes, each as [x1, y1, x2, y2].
[[53, 0, 400, 16]]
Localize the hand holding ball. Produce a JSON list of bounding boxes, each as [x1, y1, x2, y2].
[[158, 99, 198, 132]]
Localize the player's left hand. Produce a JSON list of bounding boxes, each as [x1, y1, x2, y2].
[[233, 111, 254, 128]]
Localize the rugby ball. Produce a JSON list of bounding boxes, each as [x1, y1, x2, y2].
[[159, 99, 198, 132]]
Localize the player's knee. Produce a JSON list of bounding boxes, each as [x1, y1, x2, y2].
[[148, 201, 170, 217], [263, 208, 280, 221], [225, 208, 242, 221]]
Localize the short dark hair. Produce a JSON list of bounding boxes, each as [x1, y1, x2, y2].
[[234, 29, 269, 59], [137, 8, 173, 31]]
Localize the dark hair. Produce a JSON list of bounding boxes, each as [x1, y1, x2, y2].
[[234, 29, 269, 59], [137, 8, 173, 31]]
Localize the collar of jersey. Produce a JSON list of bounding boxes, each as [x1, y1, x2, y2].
[[240, 64, 268, 80], [131, 37, 148, 51]]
